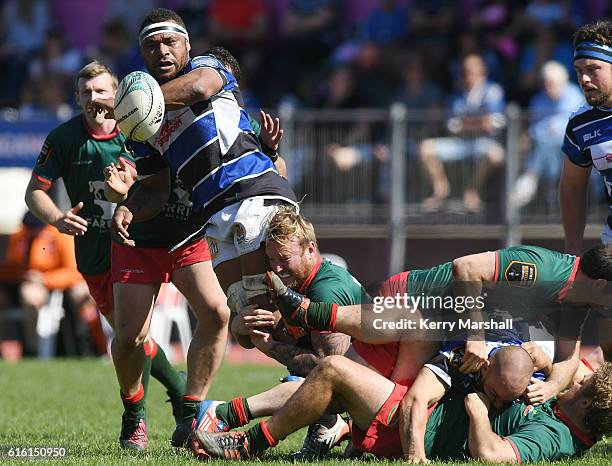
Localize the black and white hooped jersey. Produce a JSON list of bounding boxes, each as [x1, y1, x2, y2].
[[562, 104, 612, 219], [130, 55, 296, 225]]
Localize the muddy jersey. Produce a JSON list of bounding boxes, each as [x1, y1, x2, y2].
[[33, 115, 133, 275]]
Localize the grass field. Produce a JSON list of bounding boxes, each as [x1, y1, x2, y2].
[[0, 359, 609, 465]]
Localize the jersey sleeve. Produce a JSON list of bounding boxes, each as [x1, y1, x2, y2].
[[378, 271, 409, 297], [494, 246, 544, 286], [504, 421, 577, 462], [188, 55, 237, 93], [128, 141, 167, 179], [562, 120, 591, 167], [307, 277, 357, 306], [32, 134, 67, 183]]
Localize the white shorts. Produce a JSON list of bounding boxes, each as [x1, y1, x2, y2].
[[205, 196, 297, 268]]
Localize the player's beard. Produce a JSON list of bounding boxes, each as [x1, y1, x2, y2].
[[584, 88, 611, 107]]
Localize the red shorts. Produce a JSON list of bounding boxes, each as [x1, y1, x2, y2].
[[351, 382, 436, 458], [352, 271, 408, 378], [84, 270, 113, 316], [352, 340, 399, 378], [111, 239, 211, 284], [351, 383, 408, 458]]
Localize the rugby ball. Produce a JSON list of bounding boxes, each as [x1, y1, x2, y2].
[[114, 71, 165, 142]]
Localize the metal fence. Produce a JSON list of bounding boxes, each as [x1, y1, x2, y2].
[[279, 104, 607, 257]]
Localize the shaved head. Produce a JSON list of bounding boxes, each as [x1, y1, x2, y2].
[[483, 345, 533, 408]]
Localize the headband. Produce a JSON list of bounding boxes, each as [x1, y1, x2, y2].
[[574, 41, 612, 64], [139, 21, 189, 44]]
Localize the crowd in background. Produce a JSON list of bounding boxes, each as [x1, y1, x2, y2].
[[0, 0, 610, 115]]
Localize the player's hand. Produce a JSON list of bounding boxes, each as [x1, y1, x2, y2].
[[88, 97, 115, 120], [259, 110, 283, 152], [525, 377, 558, 405], [265, 271, 311, 327], [104, 159, 137, 196], [464, 392, 490, 417], [53, 202, 88, 236], [231, 305, 276, 336], [406, 455, 431, 464], [249, 329, 272, 350], [111, 205, 135, 247], [521, 341, 552, 374], [460, 339, 489, 373]]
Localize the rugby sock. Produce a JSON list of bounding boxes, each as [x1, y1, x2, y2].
[[141, 350, 152, 400], [245, 421, 278, 455], [121, 384, 145, 417], [215, 397, 253, 428], [181, 395, 201, 424], [145, 338, 185, 399]]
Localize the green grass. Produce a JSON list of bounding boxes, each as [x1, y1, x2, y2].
[[0, 359, 609, 465]]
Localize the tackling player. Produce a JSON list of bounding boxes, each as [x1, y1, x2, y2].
[[268, 244, 612, 405], [198, 209, 361, 459]]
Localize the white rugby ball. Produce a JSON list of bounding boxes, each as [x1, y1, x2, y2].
[[114, 71, 165, 142]]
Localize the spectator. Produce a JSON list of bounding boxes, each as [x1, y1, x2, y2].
[[513, 61, 584, 208], [0, 212, 89, 357], [518, 27, 575, 101], [86, 19, 143, 80], [358, 0, 409, 46], [28, 28, 83, 101], [418, 53, 505, 213], [0, 0, 50, 107]]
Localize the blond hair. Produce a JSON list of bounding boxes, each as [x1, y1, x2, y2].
[[75, 61, 118, 91], [267, 207, 316, 248], [585, 361, 612, 439]]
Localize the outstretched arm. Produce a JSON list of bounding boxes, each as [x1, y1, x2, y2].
[[89, 67, 224, 117], [400, 367, 447, 463], [452, 252, 497, 373]]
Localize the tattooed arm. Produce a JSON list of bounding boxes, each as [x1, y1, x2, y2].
[[251, 331, 350, 376], [400, 367, 447, 463]]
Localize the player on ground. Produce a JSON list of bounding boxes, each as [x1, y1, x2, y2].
[[268, 244, 612, 405], [193, 355, 612, 462], [198, 209, 361, 459], [23, 61, 187, 450], [88, 8, 298, 447]]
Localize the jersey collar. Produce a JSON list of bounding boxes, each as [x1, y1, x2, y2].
[[81, 114, 119, 140], [553, 404, 595, 447], [298, 257, 323, 294]]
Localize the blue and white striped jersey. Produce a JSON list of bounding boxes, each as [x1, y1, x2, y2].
[[562, 104, 612, 222], [130, 55, 296, 225]]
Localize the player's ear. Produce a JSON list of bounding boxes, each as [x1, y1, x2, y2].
[[186, 39, 191, 54]]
